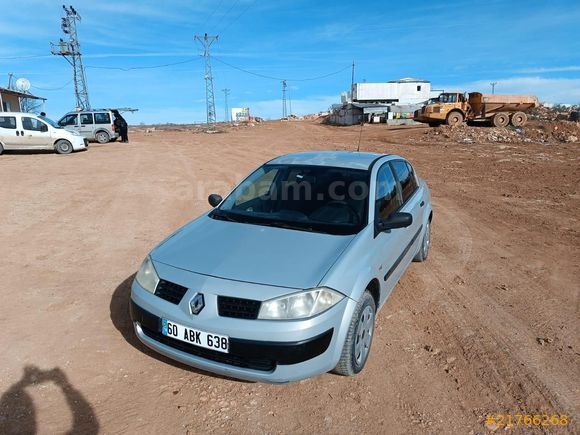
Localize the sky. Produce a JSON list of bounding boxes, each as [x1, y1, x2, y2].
[[0, 0, 579, 124]]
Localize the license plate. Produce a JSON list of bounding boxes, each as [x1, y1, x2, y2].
[[161, 319, 229, 353]]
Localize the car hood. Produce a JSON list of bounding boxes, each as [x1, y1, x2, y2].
[[151, 214, 355, 289]]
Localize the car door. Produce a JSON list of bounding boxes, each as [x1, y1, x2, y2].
[[371, 162, 409, 305], [21, 116, 53, 149], [79, 113, 95, 139], [0, 115, 21, 149], [389, 159, 426, 267], [59, 114, 79, 134]]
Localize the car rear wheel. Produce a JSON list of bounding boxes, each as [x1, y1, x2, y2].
[[95, 130, 110, 144], [414, 220, 431, 262], [0, 143, 4, 155], [55, 140, 73, 155], [333, 291, 376, 376]]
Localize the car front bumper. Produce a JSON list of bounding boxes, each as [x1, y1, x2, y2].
[[130, 273, 357, 383]]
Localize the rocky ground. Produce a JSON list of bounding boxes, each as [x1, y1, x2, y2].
[[0, 121, 578, 434]]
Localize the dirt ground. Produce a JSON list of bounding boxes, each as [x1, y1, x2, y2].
[[0, 121, 578, 434]]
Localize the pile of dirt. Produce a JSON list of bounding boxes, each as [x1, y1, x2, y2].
[[528, 104, 580, 121], [423, 121, 580, 144]]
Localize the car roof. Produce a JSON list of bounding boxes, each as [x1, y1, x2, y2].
[[0, 112, 40, 116], [268, 151, 389, 170]]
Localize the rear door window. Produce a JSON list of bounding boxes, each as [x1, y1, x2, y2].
[[94, 112, 111, 124], [391, 160, 418, 203], [0, 116, 16, 129], [80, 113, 94, 125], [59, 114, 78, 126]]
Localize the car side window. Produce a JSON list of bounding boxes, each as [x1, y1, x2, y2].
[[375, 164, 402, 220], [94, 113, 111, 124], [60, 114, 78, 126], [391, 160, 418, 203], [22, 117, 47, 132], [0, 116, 16, 129], [80, 113, 94, 124]]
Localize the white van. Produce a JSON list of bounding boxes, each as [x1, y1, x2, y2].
[[0, 112, 88, 155]]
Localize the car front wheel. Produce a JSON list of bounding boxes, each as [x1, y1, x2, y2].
[[55, 140, 73, 155], [414, 220, 431, 262], [333, 291, 376, 376]]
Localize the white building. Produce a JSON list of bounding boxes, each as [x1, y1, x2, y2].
[[351, 77, 440, 105]]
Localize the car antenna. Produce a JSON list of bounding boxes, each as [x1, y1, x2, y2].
[[356, 120, 364, 152]]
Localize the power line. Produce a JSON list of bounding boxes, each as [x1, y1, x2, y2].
[[213, 0, 240, 32], [31, 79, 73, 91], [85, 57, 199, 71], [212, 57, 351, 82], [218, 0, 257, 33]]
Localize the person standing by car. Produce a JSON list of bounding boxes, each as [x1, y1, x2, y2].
[[113, 111, 129, 143]]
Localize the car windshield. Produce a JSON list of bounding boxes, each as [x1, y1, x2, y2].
[[41, 117, 61, 129], [212, 164, 370, 235]]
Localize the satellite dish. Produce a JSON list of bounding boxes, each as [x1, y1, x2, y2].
[[15, 78, 31, 92]]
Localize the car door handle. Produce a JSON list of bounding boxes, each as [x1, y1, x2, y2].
[[420, 200, 425, 207]]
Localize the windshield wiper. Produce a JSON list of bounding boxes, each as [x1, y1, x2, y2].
[[210, 209, 240, 222]]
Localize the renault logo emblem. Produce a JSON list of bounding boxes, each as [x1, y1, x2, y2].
[[190, 293, 205, 315]]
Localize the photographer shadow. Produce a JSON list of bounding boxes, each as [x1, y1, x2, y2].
[[0, 365, 99, 435]]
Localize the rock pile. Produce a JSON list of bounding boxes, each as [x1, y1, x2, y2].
[[423, 121, 580, 144]]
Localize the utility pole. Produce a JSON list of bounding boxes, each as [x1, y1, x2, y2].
[[351, 61, 355, 90], [222, 88, 231, 122], [490, 81, 498, 94], [51, 5, 90, 110], [194, 33, 219, 124], [281, 80, 287, 119], [7, 73, 14, 89]]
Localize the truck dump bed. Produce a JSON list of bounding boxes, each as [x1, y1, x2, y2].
[[469, 93, 538, 117]]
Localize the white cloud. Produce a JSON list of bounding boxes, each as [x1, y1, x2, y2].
[[438, 76, 580, 105], [516, 66, 580, 74]]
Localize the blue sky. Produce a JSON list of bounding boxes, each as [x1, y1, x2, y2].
[[1, 0, 578, 124]]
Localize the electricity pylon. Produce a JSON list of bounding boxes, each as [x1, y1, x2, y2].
[[51, 5, 90, 110], [281, 80, 288, 118], [194, 33, 219, 124], [222, 88, 231, 122]]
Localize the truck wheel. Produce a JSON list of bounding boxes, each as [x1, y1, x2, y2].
[[55, 140, 73, 155], [333, 291, 376, 376], [95, 131, 110, 144], [510, 112, 527, 127], [492, 113, 509, 127], [446, 112, 463, 126]]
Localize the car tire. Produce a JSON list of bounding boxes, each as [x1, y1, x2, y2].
[[95, 130, 111, 144], [0, 143, 4, 155], [333, 291, 376, 376], [413, 220, 431, 262], [55, 140, 73, 155]]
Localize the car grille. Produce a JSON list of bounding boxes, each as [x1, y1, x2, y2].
[[141, 326, 276, 372], [218, 296, 261, 319], [154, 279, 188, 304]]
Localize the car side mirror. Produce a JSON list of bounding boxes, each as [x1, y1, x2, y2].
[[208, 194, 223, 208], [376, 212, 413, 233], [40, 124, 48, 132]]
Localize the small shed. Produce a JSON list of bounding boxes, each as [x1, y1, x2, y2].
[[0, 87, 46, 112]]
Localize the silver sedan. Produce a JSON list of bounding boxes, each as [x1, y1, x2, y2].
[[130, 151, 432, 383]]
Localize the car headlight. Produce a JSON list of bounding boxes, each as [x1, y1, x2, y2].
[[135, 256, 159, 294], [258, 287, 344, 320]]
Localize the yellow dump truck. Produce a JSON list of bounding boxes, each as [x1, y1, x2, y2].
[[414, 92, 538, 127]]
